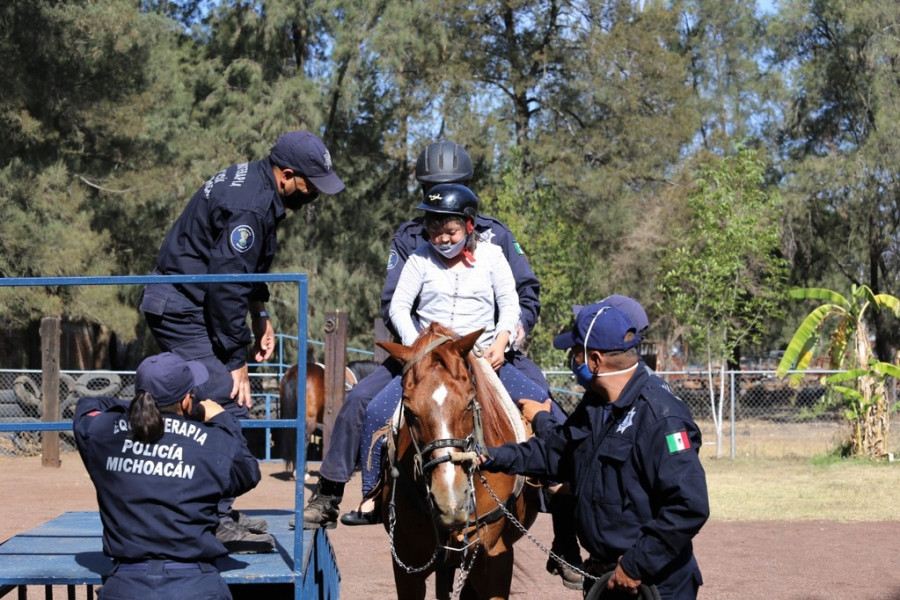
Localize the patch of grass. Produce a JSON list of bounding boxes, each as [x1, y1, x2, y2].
[[702, 454, 900, 521]]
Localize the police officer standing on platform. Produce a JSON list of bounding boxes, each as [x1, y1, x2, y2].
[[140, 130, 344, 550], [73, 352, 264, 599], [480, 303, 710, 599]]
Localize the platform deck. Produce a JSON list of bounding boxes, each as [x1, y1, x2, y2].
[[0, 510, 337, 599]]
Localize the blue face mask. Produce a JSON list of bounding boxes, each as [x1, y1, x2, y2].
[[431, 237, 467, 259], [571, 353, 594, 388], [571, 351, 639, 388]]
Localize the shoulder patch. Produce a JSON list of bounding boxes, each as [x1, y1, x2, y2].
[[386, 250, 399, 270], [513, 241, 524, 255], [665, 430, 691, 454], [230, 225, 255, 253]]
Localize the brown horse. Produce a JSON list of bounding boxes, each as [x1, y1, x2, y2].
[[278, 360, 379, 478], [377, 323, 539, 600]]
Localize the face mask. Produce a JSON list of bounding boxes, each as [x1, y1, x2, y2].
[[572, 356, 595, 388], [431, 237, 467, 259], [571, 352, 639, 388], [284, 189, 319, 210]]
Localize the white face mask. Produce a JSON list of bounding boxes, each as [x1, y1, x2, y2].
[[431, 238, 467, 259]]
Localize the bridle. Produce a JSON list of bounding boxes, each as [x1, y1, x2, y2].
[[386, 334, 501, 593]]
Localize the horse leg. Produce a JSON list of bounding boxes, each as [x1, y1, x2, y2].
[[435, 566, 453, 600], [392, 568, 428, 600], [471, 549, 514, 600], [304, 364, 326, 481], [278, 366, 298, 478]]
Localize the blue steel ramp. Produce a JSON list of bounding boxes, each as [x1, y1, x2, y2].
[[0, 510, 339, 599]]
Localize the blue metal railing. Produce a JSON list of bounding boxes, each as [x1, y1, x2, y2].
[[0, 273, 314, 599]]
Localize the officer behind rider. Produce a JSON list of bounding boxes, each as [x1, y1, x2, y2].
[[302, 140, 584, 589]]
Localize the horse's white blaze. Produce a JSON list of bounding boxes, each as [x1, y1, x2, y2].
[[432, 384, 448, 406], [436, 419, 463, 508]]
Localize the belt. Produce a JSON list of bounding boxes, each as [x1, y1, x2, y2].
[[115, 560, 210, 571]]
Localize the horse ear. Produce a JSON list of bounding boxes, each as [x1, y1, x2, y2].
[[376, 340, 415, 365], [452, 328, 485, 356]]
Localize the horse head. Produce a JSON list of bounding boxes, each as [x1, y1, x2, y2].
[[377, 323, 485, 530]]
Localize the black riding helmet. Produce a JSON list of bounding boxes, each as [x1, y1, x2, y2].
[[417, 183, 479, 220], [415, 141, 474, 184]]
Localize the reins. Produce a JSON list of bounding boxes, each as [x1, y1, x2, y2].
[[385, 334, 508, 595]]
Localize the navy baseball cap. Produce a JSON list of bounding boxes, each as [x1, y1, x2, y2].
[[571, 295, 649, 333], [553, 303, 641, 352], [270, 131, 345, 195], [135, 352, 209, 407]]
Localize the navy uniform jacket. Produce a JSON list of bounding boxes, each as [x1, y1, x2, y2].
[[381, 215, 541, 339], [154, 158, 285, 370], [73, 396, 261, 562], [486, 365, 709, 583]]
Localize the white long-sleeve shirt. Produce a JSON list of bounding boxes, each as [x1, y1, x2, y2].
[[389, 243, 520, 349]]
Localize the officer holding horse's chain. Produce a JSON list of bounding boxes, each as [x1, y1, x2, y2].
[[480, 302, 710, 599]]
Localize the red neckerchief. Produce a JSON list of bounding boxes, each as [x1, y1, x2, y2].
[[462, 220, 476, 264]]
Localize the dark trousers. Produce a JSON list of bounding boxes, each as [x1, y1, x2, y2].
[[140, 283, 245, 416], [319, 359, 402, 484], [100, 560, 231, 600], [141, 282, 249, 517]]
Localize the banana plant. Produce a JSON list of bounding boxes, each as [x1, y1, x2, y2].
[[776, 285, 900, 459]]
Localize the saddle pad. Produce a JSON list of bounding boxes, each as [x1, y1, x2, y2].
[[470, 356, 528, 444]]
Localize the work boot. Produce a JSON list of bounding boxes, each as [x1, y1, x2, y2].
[[546, 556, 584, 591], [301, 489, 342, 530], [215, 518, 275, 554], [231, 510, 268, 534]]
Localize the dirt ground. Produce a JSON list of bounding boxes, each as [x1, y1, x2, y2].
[[2, 454, 900, 599]]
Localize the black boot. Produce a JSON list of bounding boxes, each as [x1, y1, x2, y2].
[[296, 478, 344, 530]]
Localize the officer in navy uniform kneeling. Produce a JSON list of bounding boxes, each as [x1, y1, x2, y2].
[[73, 352, 269, 600]]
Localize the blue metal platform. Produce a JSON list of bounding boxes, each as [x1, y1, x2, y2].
[[0, 510, 339, 599]]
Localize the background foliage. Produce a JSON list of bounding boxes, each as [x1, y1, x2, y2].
[[0, 0, 898, 373]]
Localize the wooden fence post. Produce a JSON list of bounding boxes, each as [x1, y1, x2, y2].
[[40, 317, 61, 468], [321, 311, 348, 455]]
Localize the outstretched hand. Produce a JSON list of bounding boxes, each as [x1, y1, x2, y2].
[[517, 398, 552, 424]]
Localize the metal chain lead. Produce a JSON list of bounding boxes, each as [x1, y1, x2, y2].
[[476, 471, 600, 583]]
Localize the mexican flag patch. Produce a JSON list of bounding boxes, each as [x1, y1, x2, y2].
[[665, 430, 691, 454]]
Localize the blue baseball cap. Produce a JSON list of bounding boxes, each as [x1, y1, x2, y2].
[[553, 303, 642, 352], [270, 131, 345, 195], [135, 352, 209, 407], [571, 295, 649, 333]]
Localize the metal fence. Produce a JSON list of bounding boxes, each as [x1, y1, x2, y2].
[[545, 368, 840, 419]]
